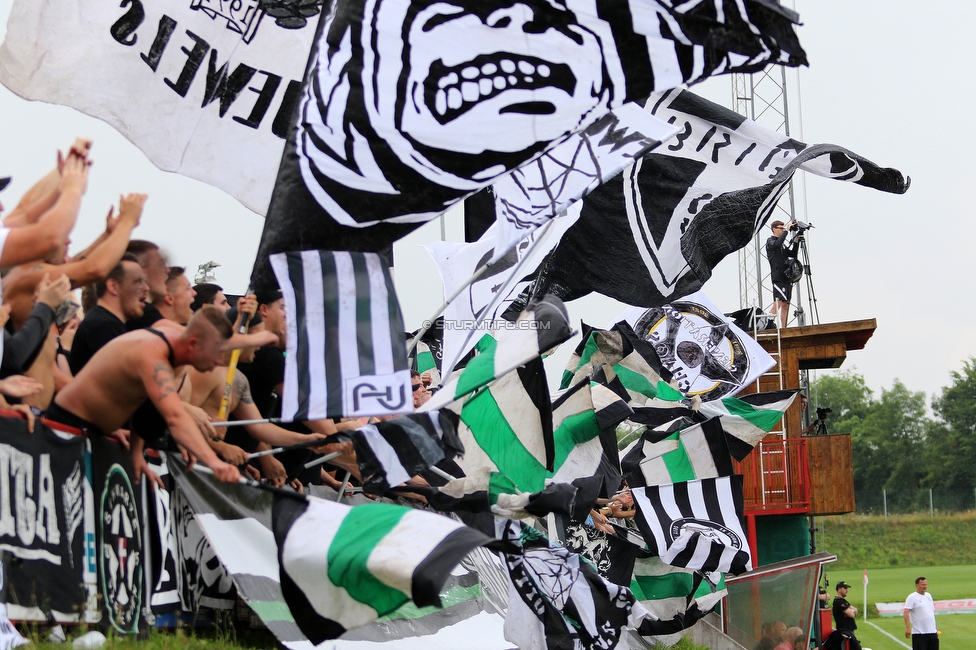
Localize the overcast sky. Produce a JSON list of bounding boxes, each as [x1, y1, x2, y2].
[[0, 0, 969, 406]]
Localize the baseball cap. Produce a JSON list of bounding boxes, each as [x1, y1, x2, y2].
[[0, 177, 10, 193], [254, 286, 283, 306], [835, 581, 851, 590]]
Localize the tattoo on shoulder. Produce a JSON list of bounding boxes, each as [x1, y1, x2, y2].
[[151, 362, 176, 400], [233, 373, 254, 404]]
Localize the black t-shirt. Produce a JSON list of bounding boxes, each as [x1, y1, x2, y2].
[[238, 346, 285, 418], [832, 596, 856, 630], [126, 304, 163, 331], [69, 306, 128, 375], [765, 233, 798, 282]]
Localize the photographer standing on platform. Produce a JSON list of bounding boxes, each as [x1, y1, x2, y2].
[[766, 220, 801, 328]]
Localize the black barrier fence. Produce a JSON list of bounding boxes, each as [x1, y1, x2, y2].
[[854, 488, 976, 517]]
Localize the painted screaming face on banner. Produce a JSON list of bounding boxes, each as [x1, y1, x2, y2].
[[299, 0, 615, 227]]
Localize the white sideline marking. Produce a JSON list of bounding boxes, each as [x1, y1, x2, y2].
[[865, 620, 911, 649]]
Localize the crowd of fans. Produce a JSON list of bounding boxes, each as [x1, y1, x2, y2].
[[0, 138, 378, 490], [0, 137, 623, 515]]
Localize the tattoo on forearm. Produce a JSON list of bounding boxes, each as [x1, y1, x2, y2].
[[233, 373, 254, 404], [151, 362, 176, 400]]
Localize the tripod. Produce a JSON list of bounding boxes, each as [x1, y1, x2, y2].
[[791, 230, 820, 326]]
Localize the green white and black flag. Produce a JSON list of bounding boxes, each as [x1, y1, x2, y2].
[[560, 321, 670, 403], [623, 417, 734, 487], [501, 520, 638, 650], [632, 476, 752, 575], [698, 389, 797, 460], [629, 556, 727, 636], [422, 295, 572, 414], [273, 494, 499, 643], [350, 411, 464, 495], [270, 250, 411, 421]]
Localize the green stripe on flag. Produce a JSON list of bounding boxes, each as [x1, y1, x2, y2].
[[488, 472, 519, 504], [377, 583, 483, 621], [560, 334, 601, 389], [720, 397, 784, 430], [613, 364, 658, 399], [417, 350, 437, 374], [328, 504, 411, 615], [655, 382, 685, 402], [559, 369, 574, 390], [631, 572, 696, 600], [662, 437, 696, 483], [247, 600, 296, 622], [456, 335, 497, 397], [462, 391, 603, 493]]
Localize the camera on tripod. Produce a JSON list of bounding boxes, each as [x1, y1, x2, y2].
[[811, 406, 832, 435], [790, 220, 814, 233]]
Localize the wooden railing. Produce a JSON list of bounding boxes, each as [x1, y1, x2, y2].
[[734, 438, 810, 515]]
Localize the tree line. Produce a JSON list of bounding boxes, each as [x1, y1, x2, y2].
[[809, 362, 976, 507]]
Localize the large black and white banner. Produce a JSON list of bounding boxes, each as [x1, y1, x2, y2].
[[1, 418, 90, 622], [0, 0, 323, 213], [518, 88, 911, 308], [250, 0, 806, 288]]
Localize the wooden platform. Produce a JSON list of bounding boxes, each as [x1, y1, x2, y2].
[[737, 319, 873, 517], [747, 318, 876, 439]]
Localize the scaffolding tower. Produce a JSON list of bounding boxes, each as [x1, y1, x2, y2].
[[731, 66, 802, 318]]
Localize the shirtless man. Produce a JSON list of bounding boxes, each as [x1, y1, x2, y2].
[[48, 306, 242, 484], [2, 193, 145, 409], [190, 299, 359, 486]]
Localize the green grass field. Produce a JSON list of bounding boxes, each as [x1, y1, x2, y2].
[[821, 565, 976, 650]]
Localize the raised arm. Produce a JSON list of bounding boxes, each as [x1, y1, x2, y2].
[[0, 153, 89, 268], [142, 357, 240, 483], [3, 138, 90, 225], [60, 193, 145, 286]]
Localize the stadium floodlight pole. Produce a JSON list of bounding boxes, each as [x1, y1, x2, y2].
[[217, 288, 255, 420]]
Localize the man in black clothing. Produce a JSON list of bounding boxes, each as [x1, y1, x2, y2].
[[765, 219, 800, 328], [126, 240, 168, 330], [237, 287, 286, 418], [832, 581, 862, 650], [69, 254, 147, 375]]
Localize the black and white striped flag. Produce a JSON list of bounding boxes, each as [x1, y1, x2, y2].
[[270, 250, 411, 421], [632, 475, 752, 575], [350, 411, 463, 495]]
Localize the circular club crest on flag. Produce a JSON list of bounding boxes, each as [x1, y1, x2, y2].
[[633, 302, 749, 401], [668, 517, 743, 549], [99, 464, 142, 634]]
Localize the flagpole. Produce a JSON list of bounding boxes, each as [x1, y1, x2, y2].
[[247, 445, 340, 461], [217, 288, 254, 421], [437, 219, 558, 372], [335, 471, 352, 503], [406, 262, 491, 355], [212, 418, 281, 427]]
